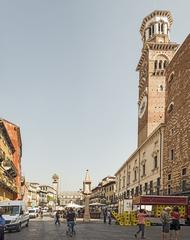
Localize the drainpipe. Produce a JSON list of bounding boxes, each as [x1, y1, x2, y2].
[[138, 149, 141, 194], [139, 149, 141, 210], [160, 128, 163, 195]]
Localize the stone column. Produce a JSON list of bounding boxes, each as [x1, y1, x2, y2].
[[83, 169, 91, 222], [83, 195, 90, 222], [164, 23, 167, 35], [155, 22, 159, 34], [145, 29, 149, 41]]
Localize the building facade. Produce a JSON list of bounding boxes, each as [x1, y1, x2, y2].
[[2, 119, 22, 199], [90, 184, 102, 204], [101, 178, 116, 207], [59, 191, 83, 206], [40, 185, 56, 206], [115, 125, 164, 213], [115, 10, 181, 214], [27, 182, 40, 207], [163, 34, 190, 196], [137, 10, 178, 146], [90, 176, 116, 207], [0, 120, 17, 200]]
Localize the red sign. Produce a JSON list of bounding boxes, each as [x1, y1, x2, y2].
[[140, 196, 188, 205]]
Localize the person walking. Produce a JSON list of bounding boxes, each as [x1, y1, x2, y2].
[[170, 206, 180, 240], [0, 208, 5, 240], [66, 208, 76, 236], [134, 209, 147, 239], [160, 206, 171, 240], [107, 210, 112, 225], [39, 208, 43, 219], [103, 208, 107, 223], [55, 210, 61, 225]]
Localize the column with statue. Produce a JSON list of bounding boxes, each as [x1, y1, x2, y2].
[[83, 169, 91, 222]]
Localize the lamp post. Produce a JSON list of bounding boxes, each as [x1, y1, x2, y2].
[[83, 169, 91, 222]]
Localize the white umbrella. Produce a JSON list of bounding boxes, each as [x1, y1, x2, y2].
[[65, 203, 83, 209], [89, 202, 106, 206]]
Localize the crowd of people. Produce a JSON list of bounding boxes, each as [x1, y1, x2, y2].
[[160, 206, 181, 240], [133, 206, 181, 240]]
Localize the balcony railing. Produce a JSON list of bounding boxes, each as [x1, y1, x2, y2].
[[0, 150, 5, 162], [0, 174, 17, 193], [3, 158, 17, 178]]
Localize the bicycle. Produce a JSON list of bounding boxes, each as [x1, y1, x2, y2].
[[66, 221, 76, 237]]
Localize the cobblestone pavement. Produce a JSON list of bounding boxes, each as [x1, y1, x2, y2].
[[4, 217, 190, 240]]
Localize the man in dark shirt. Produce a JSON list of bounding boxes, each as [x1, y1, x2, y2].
[[55, 210, 61, 225], [66, 208, 76, 235]]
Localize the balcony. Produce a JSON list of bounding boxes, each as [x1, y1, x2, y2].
[[3, 158, 17, 178], [0, 150, 5, 162], [0, 174, 17, 193]]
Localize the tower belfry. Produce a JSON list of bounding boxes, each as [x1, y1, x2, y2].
[[137, 10, 179, 146]]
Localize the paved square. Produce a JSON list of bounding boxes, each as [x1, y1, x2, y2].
[[4, 218, 190, 240]]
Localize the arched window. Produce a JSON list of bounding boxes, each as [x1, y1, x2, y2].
[[168, 72, 174, 82], [163, 60, 168, 68], [167, 102, 174, 113], [159, 60, 162, 69], [159, 85, 164, 91], [161, 23, 164, 33], [158, 23, 161, 32], [154, 155, 158, 169], [149, 27, 151, 37], [152, 25, 154, 35], [154, 60, 158, 70]]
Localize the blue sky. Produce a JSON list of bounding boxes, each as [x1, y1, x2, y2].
[[0, 0, 190, 191]]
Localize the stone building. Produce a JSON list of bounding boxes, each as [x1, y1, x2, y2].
[[101, 177, 116, 207], [90, 176, 116, 206], [115, 10, 180, 213], [59, 191, 83, 206], [40, 184, 56, 205], [0, 120, 17, 200], [90, 184, 102, 204], [137, 10, 178, 146], [115, 124, 164, 213], [163, 34, 190, 196], [27, 182, 40, 207]]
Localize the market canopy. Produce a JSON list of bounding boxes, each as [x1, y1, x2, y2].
[[65, 203, 84, 209], [89, 202, 106, 206]]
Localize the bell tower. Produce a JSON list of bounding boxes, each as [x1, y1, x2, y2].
[[137, 10, 179, 146]]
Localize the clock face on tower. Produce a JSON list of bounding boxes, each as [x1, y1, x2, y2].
[[138, 95, 147, 119]]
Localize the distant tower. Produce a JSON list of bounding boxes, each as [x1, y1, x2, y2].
[[83, 169, 91, 194], [52, 174, 59, 204], [83, 169, 91, 222], [137, 10, 179, 146]]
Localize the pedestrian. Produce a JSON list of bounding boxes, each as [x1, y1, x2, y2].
[[170, 206, 180, 240], [66, 208, 76, 236], [160, 206, 171, 240], [134, 209, 147, 239], [39, 208, 43, 219], [107, 210, 112, 225], [103, 208, 107, 223], [0, 208, 5, 240], [55, 210, 61, 225]]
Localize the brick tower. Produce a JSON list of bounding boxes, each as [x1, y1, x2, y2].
[[137, 10, 178, 146]]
